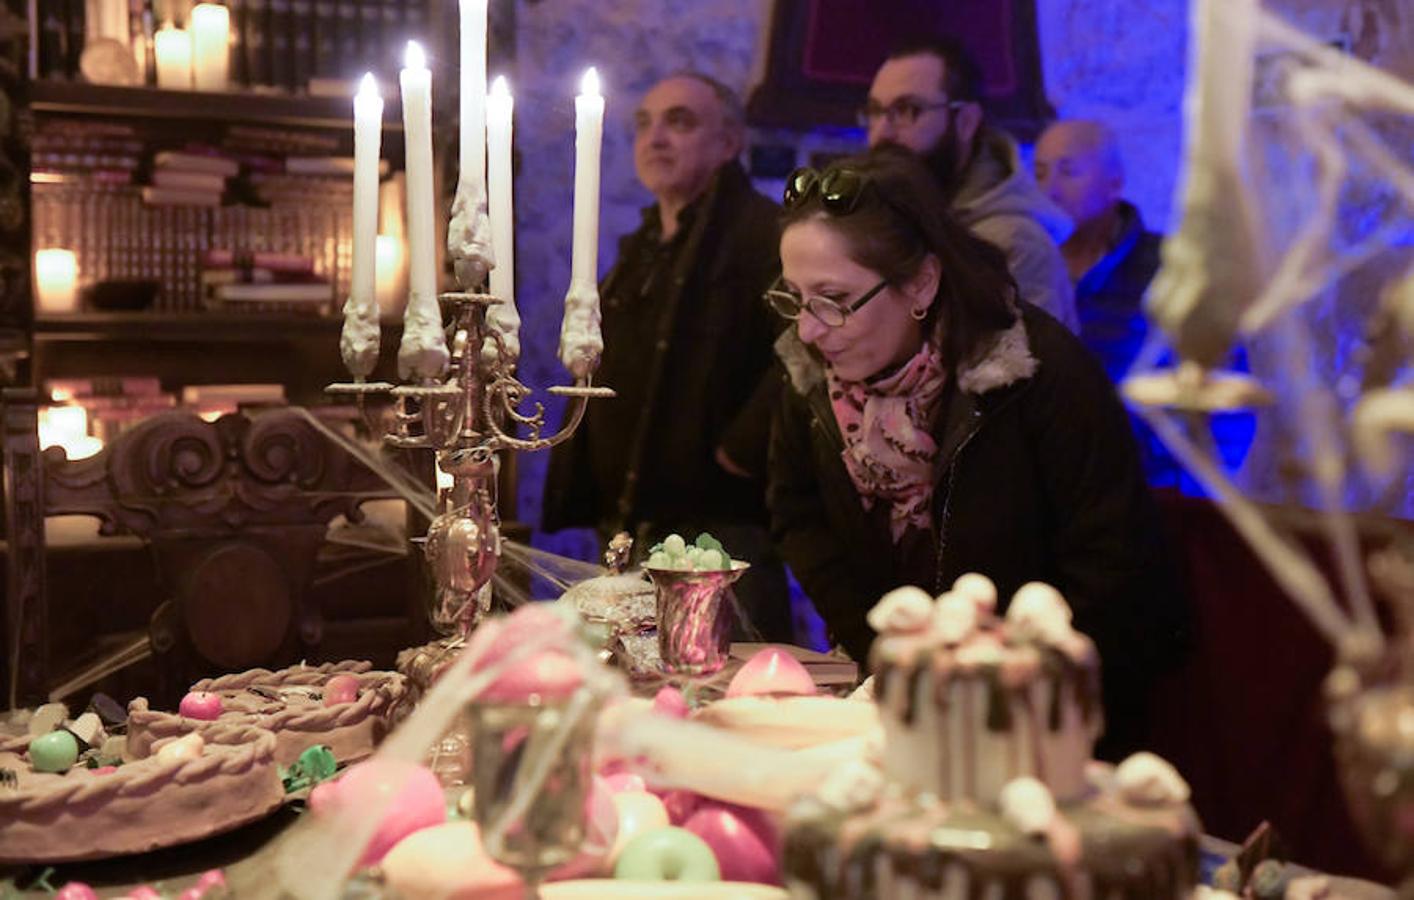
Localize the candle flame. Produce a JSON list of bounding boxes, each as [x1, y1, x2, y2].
[[358, 72, 379, 99], [405, 41, 427, 71], [490, 75, 511, 98], [580, 67, 600, 97]]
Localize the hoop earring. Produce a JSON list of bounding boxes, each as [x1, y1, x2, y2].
[[910, 306, 928, 321]]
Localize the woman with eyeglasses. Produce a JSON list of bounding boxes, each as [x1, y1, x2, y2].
[[767, 147, 1188, 757]]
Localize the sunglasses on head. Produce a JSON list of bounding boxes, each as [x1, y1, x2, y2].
[[783, 166, 869, 215]]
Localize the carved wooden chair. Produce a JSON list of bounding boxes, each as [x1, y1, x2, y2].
[[3, 393, 426, 708]]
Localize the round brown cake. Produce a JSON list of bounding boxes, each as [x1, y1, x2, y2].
[[127, 660, 407, 767], [0, 718, 282, 864]]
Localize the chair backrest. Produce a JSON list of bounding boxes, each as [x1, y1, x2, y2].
[[3, 395, 405, 707]]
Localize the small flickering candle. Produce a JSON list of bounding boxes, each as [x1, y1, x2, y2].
[[190, 3, 230, 91], [485, 74, 521, 362], [340, 73, 383, 378], [154, 26, 193, 90], [397, 40, 449, 380]]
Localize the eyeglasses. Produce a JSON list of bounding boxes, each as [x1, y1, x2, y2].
[[856, 97, 958, 128], [764, 276, 890, 328], [783, 166, 867, 215]]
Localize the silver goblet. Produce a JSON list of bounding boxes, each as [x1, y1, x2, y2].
[[644, 562, 750, 677]]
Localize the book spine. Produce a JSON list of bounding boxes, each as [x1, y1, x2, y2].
[[39, 4, 69, 79], [226, 0, 247, 87], [289, 0, 311, 92], [311, 0, 335, 79], [335, 0, 356, 80], [244, 0, 267, 87], [358, 0, 379, 77], [65, 0, 85, 79], [267, 0, 291, 91]]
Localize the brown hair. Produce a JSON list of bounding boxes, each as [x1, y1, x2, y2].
[[780, 146, 1018, 373]]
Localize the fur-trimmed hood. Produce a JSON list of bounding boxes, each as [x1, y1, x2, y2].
[[775, 315, 1039, 400]]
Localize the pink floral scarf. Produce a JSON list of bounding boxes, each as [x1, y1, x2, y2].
[[826, 345, 948, 542]]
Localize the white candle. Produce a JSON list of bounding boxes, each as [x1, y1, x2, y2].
[[340, 72, 383, 378], [154, 26, 193, 90], [401, 43, 435, 312], [352, 73, 383, 309], [398, 41, 449, 380], [190, 4, 229, 91], [458, 0, 487, 191], [34, 248, 79, 314], [571, 67, 605, 288], [485, 74, 519, 360], [559, 67, 606, 377]]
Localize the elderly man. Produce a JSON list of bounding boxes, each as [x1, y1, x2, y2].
[[1034, 119, 1164, 381], [542, 72, 792, 642], [864, 39, 1077, 332]]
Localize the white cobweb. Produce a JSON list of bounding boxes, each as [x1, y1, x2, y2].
[[1124, 0, 1414, 655]]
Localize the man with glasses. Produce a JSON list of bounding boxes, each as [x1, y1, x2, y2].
[[542, 72, 793, 642], [864, 38, 1078, 332]]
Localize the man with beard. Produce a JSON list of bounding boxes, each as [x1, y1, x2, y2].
[[542, 72, 793, 642], [865, 39, 1078, 332]]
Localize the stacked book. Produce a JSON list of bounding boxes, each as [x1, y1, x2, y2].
[[46, 377, 178, 444], [31, 121, 143, 185], [201, 248, 333, 314], [143, 150, 237, 207]]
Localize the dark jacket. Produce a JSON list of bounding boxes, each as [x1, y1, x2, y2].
[[768, 304, 1189, 756], [543, 161, 782, 535], [1075, 200, 1164, 382]]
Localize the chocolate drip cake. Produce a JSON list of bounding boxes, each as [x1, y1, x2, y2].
[[783, 576, 1201, 900]]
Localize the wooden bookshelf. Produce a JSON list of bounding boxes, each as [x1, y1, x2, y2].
[[29, 80, 405, 131]]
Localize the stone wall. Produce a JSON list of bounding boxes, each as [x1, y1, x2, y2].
[[506, 0, 1412, 554]]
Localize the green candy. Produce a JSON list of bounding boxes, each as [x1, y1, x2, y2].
[[29, 730, 80, 773], [693, 533, 724, 555], [613, 827, 721, 882], [662, 534, 687, 557]]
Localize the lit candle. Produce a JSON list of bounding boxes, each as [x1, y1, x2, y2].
[[485, 74, 520, 364], [571, 67, 604, 288], [341, 73, 383, 378], [190, 3, 229, 91], [154, 26, 193, 90], [458, 0, 487, 192], [34, 248, 79, 313], [559, 67, 605, 377], [397, 41, 449, 381]]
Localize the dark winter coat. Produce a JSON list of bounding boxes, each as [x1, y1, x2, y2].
[[768, 304, 1190, 756], [542, 161, 782, 535]]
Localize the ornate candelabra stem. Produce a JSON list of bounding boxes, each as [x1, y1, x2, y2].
[[330, 291, 613, 640]]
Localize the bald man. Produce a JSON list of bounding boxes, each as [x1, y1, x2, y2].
[[1035, 120, 1163, 381]]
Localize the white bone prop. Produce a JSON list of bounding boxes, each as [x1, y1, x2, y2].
[[1352, 388, 1414, 479], [560, 280, 604, 378]]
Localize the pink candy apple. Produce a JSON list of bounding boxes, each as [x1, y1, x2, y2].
[[323, 674, 361, 706], [465, 606, 584, 703], [125, 888, 162, 900], [311, 758, 445, 866], [682, 801, 780, 884], [54, 884, 98, 900], [652, 686, 689, 718], [178, 690, 223, 720], [656, 789, 704, 826], [603, 772, 647, 794], [725, 647, 816, 699]]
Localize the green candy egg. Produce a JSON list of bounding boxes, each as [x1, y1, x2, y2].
[[697, 549, 725, 571], [662, 534, 687, 557], [30, 729, 80, 773], [613, 826, 721, 882], [647, 551, 672, 569]]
